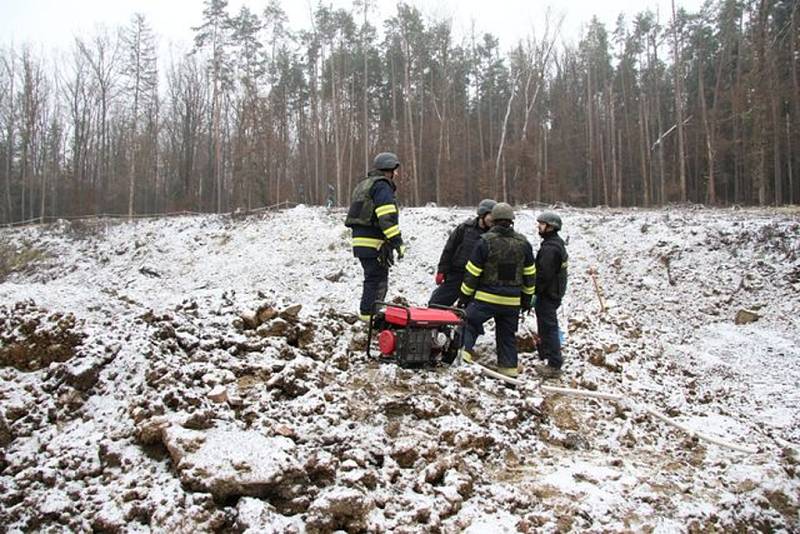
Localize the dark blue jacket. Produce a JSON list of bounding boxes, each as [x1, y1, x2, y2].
[[349, 173, 403, 258]]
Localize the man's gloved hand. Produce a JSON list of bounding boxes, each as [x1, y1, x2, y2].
[[377, 243, 395, 268], [394, 243, 406, 261], [435, 272, 445, 285], [457, 296, 470, 309]]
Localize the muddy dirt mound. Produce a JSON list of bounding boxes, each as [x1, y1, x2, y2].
[[0, 301, 85, 371]]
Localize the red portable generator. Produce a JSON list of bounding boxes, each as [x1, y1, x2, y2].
[[367, 302, 465, 367]]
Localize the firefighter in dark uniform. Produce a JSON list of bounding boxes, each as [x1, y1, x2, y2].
[[345, 152, 406, 322], [428, 199, 496, 307], [533, 211, 568, 379], [457, 203, 536, 377]]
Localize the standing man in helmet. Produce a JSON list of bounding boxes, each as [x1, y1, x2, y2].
[[457, 203, 536, 377], [428, 199, 496, 307], [533, 211, 568, 379], [345, 152, 406, 322]]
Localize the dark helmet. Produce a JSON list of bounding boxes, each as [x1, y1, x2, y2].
[[477, 199, 497, 216], [537, 211, 562, 231], [491, 202, 515, 222], [373, 152, 400, 171]]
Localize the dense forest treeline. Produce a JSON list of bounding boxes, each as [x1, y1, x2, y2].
[[0, 0, 797, 223]]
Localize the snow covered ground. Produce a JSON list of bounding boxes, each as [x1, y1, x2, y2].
[[0, 205, 798, 532]]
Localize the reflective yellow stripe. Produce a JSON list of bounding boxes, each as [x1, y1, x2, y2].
[[352, 237, 384, 249], [383, 225, 401, 239], [375, 204, 397, 217], [475, 291, 520, 306], [358, 314, 371, 323], [465, 261, 483, 277], [522, 285, 535, 295], [460, 282, 476, 296], [523, 265, 536, 275]]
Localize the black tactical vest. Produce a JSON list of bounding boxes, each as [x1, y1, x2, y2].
[[344, 174, 392, 228], [481, 228, 528, 287]]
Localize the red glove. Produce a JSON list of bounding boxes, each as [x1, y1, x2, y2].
[[435, 272, 445, 285]]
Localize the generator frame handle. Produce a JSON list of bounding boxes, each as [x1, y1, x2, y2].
[[427, 303, 467, 322], [429, 304, 467, 355]]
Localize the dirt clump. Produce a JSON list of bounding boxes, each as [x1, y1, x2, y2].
[[0, 301, 85, 371]]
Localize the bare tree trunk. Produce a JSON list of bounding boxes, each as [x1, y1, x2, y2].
[[391, 56, 398, 148], [432, 69, 447, 205], [756, 0, 770, 205], [652, 35, 666, 205], [671, 0, 687, 202], [644, 93, 657, 204], [401, 35, 419, 205], [311, 52, 320, 203], [541, 123, 547, 201], [476, 88, 485, 164], [3, 53, 15, 222], [586, 69, 594, 206], [617, 130, 623, 206], [758, 130, 766, 205], [788, 112, 794, 204], [770, 87, 782, 205], [608, 84, 620, 207], [619, 59, 634, 205], [331, 45, 342, 209], [731, 8, 746, 203], [599, 112, 608, 205], [495, 73, 519, 203], [362, 1, 370, 175], [698, 57, 715, 205], [639, 95, 650, 206], [348, 78, 355, 198], [733, 111, 741, 203], [464, 87, 473, 204], [319, 46, 327, 206], [791, 4, 799, 204], [417, 70, 424, 201], [214, 88, 222, 212]]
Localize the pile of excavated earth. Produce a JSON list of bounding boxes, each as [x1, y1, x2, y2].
[[0, 205, 798, 532]]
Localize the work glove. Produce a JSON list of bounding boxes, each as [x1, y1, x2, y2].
[[435, 272, 445, 285], [377, 243, 395, 268], [457, 296, 470, 309], [394, 243, 407, 261]]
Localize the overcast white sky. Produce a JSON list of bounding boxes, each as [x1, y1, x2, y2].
[[1, 0, 703, 54]]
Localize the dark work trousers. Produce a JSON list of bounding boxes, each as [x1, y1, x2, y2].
[[463, 300, 520, 369], [535, 296, 562, 369], [358, 257, 389, 316], [428, 273, 463, 307]]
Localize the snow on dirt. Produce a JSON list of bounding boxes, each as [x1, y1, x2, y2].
[[0, 205, 798, 532]]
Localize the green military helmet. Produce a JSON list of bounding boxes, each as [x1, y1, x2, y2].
[[537, 211, 562, 231], [491, 202, 515, 222], [477, 198, 496, 216], [373, 152, 400, 171]]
